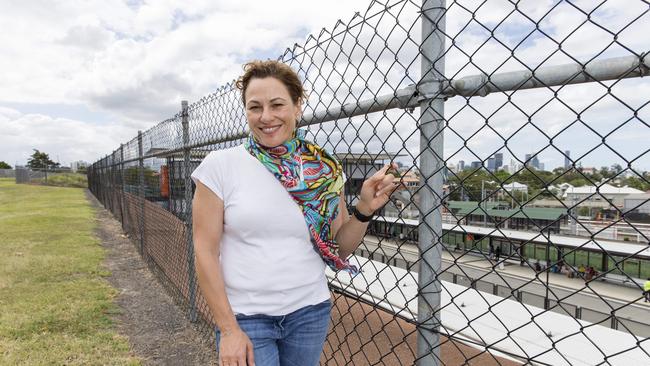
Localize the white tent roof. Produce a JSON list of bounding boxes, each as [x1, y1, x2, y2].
[[562, 184, 643, 198], [502, 181, 528, 190]]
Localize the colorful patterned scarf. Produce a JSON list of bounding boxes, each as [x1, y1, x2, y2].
[[244, 130, 358, 275]]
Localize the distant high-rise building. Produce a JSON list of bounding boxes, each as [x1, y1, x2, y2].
[[494, 153, 503, 170], [487, 157, 496, 172], [471, 161, 482, 169], [525, 153, 541, 169], [458, 160, 465, 171], [564, 150, 571, 169], [539, 162, 545, 171], [532, 155, 540, 169], [509, 158, 517, 173]]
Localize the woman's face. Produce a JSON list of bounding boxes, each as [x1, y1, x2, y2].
[[245, 77, 302, 148]]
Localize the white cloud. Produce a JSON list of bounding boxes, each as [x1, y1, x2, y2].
[[0, 0, 647, 172], [0, 0, 368, 108], [0, 0, 368, 165], [0, 108, 134, 166]]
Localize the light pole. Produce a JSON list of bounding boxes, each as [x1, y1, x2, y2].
[[481, 179, 486, 227], [544, 229, 551, 310], [481, 179, 495, 227]]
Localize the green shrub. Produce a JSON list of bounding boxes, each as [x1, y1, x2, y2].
[[34, 173, 88, 188]]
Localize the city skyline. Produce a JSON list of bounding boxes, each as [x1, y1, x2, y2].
[[451, 150, 648, 175]]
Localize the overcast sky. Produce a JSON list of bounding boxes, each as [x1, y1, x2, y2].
[[1, 0, 648, 172], [0, 0, 367, 167]]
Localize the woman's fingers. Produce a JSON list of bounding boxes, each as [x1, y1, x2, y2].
[[376, 181, 399, 198], [369, 164, 391, 182], [370, 162, 399, 181], [377, 174, 399, 190], [247, 341, 256, 366], [365, 170, 399, 198], [218, 331, 254, 366]]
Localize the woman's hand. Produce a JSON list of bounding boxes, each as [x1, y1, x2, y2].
[[219, 328, 255, 366], [356, 163, 401, 216]]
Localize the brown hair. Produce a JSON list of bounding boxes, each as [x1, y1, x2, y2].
[[235, 60, 307, 106]]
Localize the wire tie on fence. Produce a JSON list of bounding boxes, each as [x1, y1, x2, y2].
[[417, 6, 447, 14], [416, 80, 443, 103], [638, 52, 648, 77], [476, 73, 490, 97]]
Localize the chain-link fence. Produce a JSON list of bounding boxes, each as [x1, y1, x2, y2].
[[0, 169, 15, 178], [13, 167, 86, 186], [88, 0, 650, 364]]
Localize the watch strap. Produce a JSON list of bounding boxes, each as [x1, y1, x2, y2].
[[352, 205, 374, 222]]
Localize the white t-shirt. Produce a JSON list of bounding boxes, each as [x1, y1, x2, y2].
[[191, 144, 331, 316]]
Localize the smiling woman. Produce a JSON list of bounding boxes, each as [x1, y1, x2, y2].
[[236, 61, 306, 149], [190, 60, 399, 366]]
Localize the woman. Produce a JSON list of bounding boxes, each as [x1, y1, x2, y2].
[[191, 60, 398, 366]]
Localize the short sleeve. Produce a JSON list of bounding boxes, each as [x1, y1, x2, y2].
[[191, 151, 224, 200]]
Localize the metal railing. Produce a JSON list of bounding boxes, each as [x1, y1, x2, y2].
[[88, 1, 650, 365]]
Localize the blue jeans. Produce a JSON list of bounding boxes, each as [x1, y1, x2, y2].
[[216, 299, 332, 366]]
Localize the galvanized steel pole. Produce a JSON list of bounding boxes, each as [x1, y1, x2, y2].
[[441, 53, 650, 97], [182, 101, 198, 322], [119, 144, 126, 231], [107, 153, 113, 214], [138, 130, 145, 256], [163, 53, 649, 152], [417, 1, 445, 365]]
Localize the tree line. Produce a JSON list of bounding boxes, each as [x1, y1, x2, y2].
[[0, 150, 75, 172], [447, 165, 650, 202]]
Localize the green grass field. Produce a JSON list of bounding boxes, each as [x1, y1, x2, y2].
[[0, 178, 140, 365]]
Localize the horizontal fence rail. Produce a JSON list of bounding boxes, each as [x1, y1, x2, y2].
[[88, 0, 650, 365]]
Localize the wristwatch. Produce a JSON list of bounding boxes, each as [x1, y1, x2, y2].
[[352, 205, 374, 223]]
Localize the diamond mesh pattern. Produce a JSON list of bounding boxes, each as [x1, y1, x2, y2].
[[88, 1, 650, 364]]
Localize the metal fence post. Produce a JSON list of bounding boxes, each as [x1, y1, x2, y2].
[[102, 158, 106, 203], [182, 100, 198, 322], [417, 1, 446, 365], [108, 153, 113, 215], [120, 144, 126, 231], [138, 130, 145, 257]]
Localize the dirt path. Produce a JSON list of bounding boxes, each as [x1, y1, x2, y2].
[[88, 191, 217, 365]]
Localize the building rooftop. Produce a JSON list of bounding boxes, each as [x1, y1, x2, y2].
[[563, 184, 644, 197], [446, 201, 567, 221], [624, 193, 650, 200], [334, 152, 404, 161]]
